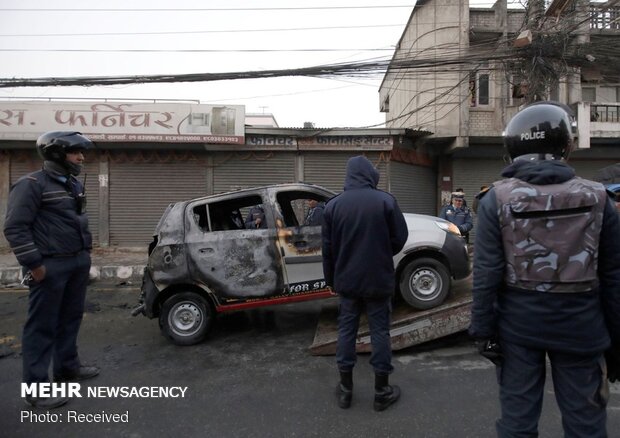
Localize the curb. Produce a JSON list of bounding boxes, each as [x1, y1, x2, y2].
[[0, 265, 146, 288]]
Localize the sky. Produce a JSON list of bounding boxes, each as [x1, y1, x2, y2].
[[0, 0, 500, 129]]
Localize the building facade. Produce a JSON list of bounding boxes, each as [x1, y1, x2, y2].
[[379, 0, 620, 241], [0, 100, 433, 248]]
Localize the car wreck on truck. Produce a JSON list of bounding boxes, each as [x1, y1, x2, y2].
[[132, 183, 471, 345]]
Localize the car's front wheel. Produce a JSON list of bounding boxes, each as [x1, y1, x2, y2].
[[399, 258, 450, 310], [160, 292, 214, 345]]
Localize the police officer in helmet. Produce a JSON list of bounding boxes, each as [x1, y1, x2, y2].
[[4, 131, 100, 409], [469, 102, 620, 437]]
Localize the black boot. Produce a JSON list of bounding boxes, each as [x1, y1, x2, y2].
[[337, 370, 353, 409], [373, 373, 400, 412]]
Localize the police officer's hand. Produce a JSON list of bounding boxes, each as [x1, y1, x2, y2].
[[30, 265, 46, 282], [606, 345, 620, 383], [476, 338, 503, 366]]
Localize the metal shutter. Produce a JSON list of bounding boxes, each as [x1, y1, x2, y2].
[[212, 152, 296, 194], [453, 157, 620, 200], [304, 152, 388, 193], [570, 159, 619, 180], [9, 150, 101, 245], [108, 151, 208, 246], [9, 150, 41, 184], [390, 161, 437, 215], [452, 158, 506, 243], [452, 158, 506, 207]]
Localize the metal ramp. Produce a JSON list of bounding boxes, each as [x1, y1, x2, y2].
[[309, 277, 473, 356]]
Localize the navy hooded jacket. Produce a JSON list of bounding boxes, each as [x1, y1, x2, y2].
[[469, 159, 620, 354], [322, 156, 409, 299]]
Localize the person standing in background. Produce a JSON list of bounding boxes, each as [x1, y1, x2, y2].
[[439, 192, 473, 242]]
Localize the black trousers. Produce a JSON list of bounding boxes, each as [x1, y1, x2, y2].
[[496, 340, 608, 438], [22, 251, 91, 383], [336, 295, 393, 375]]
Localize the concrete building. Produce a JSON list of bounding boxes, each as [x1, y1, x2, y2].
[[245, 113, 279, 128], [379, 0, 620, 228], [0, 99, 433, 248]]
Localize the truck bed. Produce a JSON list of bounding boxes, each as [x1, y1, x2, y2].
[[309, 276, 473, 355]]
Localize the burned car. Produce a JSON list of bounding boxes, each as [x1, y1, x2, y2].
[[133, 183, 471, 345]]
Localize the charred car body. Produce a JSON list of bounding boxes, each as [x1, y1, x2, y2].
[[133, 183, 471, 345]]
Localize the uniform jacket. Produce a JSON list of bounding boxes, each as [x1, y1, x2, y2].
[[4, 168, 92, 270], [244, 205, 267, 229], [304, 202, 325, 226], [439, 204, 473, 235], [469, 159, 620, 354], [322, 156, 408, 299]]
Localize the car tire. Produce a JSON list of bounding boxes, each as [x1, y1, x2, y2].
[[160, 292, 214, 346], [399, 258, 450, 310]]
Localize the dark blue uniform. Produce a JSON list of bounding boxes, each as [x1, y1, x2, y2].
[[304, 202, 325, 226], [439, 203, 473, 241], [4, 168, 92, 384], [244, 205, 267, 229], [470, 160, 620, 437]]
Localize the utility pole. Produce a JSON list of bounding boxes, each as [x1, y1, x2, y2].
[[523, 0, 548, 103]]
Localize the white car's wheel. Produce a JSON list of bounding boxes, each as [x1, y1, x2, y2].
[[399, 258, 450, 310]]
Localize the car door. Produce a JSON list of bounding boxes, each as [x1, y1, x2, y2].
[[273, 188, 332, 295], [184, 192, 285, 300]]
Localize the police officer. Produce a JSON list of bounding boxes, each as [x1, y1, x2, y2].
[[303, 198, 325, 226], [4, 131, 100, 409], [439, 192, 473, 242], [244, 204, 267, 229], [470, 102, 620, 437]]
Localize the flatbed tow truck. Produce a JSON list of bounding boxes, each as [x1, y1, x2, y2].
[[309, 276, 473, 355]]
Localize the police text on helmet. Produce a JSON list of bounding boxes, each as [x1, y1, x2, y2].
[[521, 131, 545, 141]]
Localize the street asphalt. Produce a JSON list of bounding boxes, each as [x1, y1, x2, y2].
[[0, 286, 618, 438]]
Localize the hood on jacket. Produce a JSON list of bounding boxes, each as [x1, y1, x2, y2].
[[501, 159, 575, 185], [343, 156, 379, 190]]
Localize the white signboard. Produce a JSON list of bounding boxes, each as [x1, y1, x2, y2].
[[0, 101, 245, 144]]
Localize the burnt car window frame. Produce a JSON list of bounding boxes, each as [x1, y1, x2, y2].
[[275, 190, 329, 228], [191, 194, 265, 233]]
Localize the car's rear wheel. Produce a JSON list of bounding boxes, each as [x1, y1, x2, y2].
[[399, 258, 450, 310], [160, 292, 214, 345]]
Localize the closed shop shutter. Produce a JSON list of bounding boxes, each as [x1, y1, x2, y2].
[[390, 161, 436, 215], [454, 157, 620, 201], [570, 159, 619, 180], [304, 152, 388, 193], [108, 150, 208, 246], [452, 158, 505, 206], [212, 151, 296, 194], [452, 158, 506, 243], [9, 150, 40, 184], [9, 150, 101, 245], [453, 157, 620, 244]]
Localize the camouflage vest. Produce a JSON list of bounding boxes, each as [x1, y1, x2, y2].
[[493, 176, 606, 293]]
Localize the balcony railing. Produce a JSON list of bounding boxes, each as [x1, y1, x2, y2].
[[589, 4, 620, 30], [590, 103, 620, 122]]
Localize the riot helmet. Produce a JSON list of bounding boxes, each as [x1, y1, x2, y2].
[[36, 131, 94, 175], [503, 101, 575, 162]]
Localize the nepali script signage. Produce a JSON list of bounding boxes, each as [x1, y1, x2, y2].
[[0, 101, 245, 144]]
